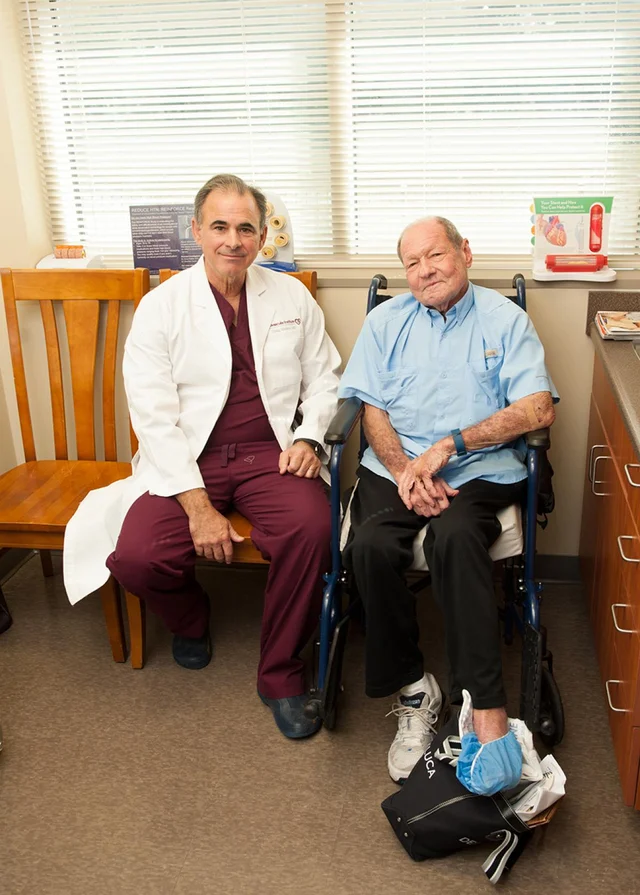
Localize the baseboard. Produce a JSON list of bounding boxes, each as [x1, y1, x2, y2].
[[535, 554, 581, 583]]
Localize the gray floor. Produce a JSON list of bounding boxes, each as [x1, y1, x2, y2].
[[1, 554, 639, 895]]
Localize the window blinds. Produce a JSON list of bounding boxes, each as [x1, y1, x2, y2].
[[19, 0, 640, 262]]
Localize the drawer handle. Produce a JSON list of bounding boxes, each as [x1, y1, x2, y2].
[[605, 679, 630, 713], [617, 536, 640, 563], [592, 454, 612, 496], [589, 444, 608, 483], [624, 463, 640, 488], [611, 603, 636, 634]]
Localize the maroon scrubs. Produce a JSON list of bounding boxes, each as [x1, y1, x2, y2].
[[106, 284, 330, 698]]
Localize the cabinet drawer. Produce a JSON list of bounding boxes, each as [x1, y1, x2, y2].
[[610, 582, 640, 724], [616, 499, 640, 617], [607, 641, 640, 805], [612, 403, 640, 527]]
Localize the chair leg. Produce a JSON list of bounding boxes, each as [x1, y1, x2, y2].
[[39, 550, 54, 577], [125, 591, 146, 670], [99, 576, 127, 663]]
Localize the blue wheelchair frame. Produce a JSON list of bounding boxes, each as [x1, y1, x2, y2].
[[308, 274, 563, 745]]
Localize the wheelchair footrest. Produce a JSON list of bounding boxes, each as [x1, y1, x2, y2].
[[520, 622, 543, 732]]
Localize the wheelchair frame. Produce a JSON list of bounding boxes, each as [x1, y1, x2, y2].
[[307, 274, 564, 747]]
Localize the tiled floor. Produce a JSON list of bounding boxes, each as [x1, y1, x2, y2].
[[1, 555, 639, 894]]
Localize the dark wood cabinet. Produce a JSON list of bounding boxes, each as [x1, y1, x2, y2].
[[580, 352, 640, 806]]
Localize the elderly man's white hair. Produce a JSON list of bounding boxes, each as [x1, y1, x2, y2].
[[396, 216, 464, 261]]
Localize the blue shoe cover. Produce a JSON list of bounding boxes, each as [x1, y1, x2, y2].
[[455, 729, 523, 796]]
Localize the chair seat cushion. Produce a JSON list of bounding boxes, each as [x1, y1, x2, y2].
[[410, 503, 523, 572]]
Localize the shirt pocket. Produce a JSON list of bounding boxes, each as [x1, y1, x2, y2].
[[464, 359, 505, 423], [378, 368, 418, 434]]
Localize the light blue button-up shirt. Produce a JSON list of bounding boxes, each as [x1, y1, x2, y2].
[[339, 283, 559, 488]]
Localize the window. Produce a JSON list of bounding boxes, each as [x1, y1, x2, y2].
[[20, 0, 640, 262]]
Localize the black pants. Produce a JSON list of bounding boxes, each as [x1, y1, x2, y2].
[[343, 466, 526, 709]]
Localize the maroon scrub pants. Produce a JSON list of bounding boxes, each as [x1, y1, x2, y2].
[[106, 440, 331, 698]]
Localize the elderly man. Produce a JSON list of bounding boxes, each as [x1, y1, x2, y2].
[[339, 217, 557, 789], [64, 174, 340, 739]]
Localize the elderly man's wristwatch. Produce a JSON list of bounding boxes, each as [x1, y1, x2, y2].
[[451, 428, 467, 457], [293, 438, 322, 457]]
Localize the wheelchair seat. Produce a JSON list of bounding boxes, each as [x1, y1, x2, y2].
[[341, 490, 523, 573], [411, 503, 523, 572]]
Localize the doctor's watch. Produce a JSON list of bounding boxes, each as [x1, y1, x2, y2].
[[293, 438, 322, 457]]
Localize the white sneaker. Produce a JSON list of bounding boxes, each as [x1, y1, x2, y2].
[[387, 673, 443, 783]]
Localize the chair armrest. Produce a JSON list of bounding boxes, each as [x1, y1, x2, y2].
[[325, 397, 363, 445], [525, 428, 550, 450]]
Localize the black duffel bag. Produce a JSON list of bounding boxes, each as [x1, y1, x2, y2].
[[381, 717, 533, 884]]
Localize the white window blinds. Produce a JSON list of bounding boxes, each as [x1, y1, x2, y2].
[[19, 0, 640, 262]]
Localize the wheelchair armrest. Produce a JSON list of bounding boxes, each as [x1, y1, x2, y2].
[[525, 427, 550, 450], [325, 397, 363, 445]]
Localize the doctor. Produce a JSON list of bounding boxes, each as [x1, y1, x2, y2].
[[63, 174, 341, 739]]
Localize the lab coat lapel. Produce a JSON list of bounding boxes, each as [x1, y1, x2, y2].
[[245, 264, 275, 368], [190, 256, 231, 360]]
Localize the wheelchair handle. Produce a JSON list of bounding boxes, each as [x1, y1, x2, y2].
[[512, 273, 526, 312], [366, 273, 388, 315]]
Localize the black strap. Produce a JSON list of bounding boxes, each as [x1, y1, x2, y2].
[[482, 829, 534, 884]]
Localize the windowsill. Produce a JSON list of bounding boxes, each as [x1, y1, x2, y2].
[[294, 259, 640, 292], [123, 253, 640, 292]]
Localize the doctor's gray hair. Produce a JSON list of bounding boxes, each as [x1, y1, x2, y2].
[[396, 216, 464, 261], [194, 174, 268, 230]]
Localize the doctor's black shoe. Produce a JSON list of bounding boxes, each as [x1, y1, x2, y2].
[[258, 692, 322, 739], [172, 629, 212, 670]]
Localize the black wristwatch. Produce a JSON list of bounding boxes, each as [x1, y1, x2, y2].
[[293, 438, 322, 457], [451, 428, 467, 457]]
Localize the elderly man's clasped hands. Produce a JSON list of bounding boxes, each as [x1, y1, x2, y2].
[[397, 440, 459, 517]]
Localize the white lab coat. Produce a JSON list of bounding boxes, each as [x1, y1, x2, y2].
[[63, 258, 341, 605]]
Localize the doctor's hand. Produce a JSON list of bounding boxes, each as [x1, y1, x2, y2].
[[177, 489, 245, 564], [278, 442, 322, 479]]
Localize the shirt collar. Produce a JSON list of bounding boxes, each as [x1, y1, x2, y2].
[[423, 282, 474, 327]]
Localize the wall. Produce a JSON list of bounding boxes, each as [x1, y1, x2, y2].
[[0, 0, 51, 472], [0, 0, 606, 556]]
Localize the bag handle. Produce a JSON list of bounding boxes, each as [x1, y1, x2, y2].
[[482, 829, 533, 884]]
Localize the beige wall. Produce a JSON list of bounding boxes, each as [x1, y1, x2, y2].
[[0, 0, 602, 555], [0, 0, 51, 472]]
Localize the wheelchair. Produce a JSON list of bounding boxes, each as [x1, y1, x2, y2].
[[306, 273, 565, 749]]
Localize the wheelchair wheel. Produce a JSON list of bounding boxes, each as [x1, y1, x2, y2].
[[538, 665, 564, 748]]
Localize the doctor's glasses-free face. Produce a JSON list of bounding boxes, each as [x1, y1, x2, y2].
[[192, 190, 267, 283]]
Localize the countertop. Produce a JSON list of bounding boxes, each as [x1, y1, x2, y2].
[[590, 328, 640, 457]]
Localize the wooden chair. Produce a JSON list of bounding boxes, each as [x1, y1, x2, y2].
[[124, 267, 319, 668], [0, 268, 150, 662]]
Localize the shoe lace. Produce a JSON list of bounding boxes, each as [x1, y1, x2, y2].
[[386, 700, 440, 744]]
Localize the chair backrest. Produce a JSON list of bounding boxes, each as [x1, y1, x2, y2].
[[157, 267, 318, 300], [0, 268, 150, 462]]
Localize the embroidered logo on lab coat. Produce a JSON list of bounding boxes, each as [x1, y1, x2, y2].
[[271, 318, 301, 328]]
